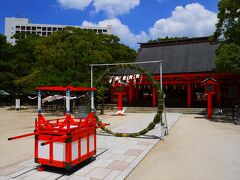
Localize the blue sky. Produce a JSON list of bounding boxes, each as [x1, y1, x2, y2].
[[0, 0, 219, 48]]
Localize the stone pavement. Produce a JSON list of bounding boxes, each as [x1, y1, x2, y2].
[[0, 113, 182, 180]]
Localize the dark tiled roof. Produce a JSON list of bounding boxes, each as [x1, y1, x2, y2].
[[114, 37, 219, 75], [135, 41, 219, 74]]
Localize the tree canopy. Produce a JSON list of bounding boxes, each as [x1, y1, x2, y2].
[[213, 0, 240, 45], [0, 27, 137, 95], [148, 36, 188, 43], [213, 0, 240, 74]]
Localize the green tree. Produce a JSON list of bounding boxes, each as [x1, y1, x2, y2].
[[213, 0, 240, 45], [15, 27, 136, 93], [148, 36, 188, 43], [96, 85, 108, 115], [11, 34, 41, 94], [213, 0, 240, 74], [0, 34, 15, 95], [215, 43, 240, 74]]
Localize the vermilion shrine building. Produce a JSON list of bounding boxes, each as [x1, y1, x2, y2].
[[110, 37, 240, 108]]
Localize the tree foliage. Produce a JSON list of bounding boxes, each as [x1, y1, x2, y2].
[[213, 0, 240, 45], [0, 28, 136, 95], [213, 0, 240, 74], [96, 85, 108, 115], [216, 43, 240, 74], [0, 35, 15, 95], [148, 36, 188, 43]]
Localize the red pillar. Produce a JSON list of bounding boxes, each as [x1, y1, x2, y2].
[[136, 85, 139, 104], [117, 93, 123, 111], [129, 81, 133, 106], [187, 82, 191, 108], [152, 86, 156, 107], [207, 93, 213, 119]]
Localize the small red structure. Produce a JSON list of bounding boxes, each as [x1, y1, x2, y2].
[[114, 83, 126, 116], [200, 77, 218, 119], [8, 86, 108, 170]]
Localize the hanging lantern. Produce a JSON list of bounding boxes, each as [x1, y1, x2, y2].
[[109, 78, 112, 84], [115, 76, 119, 81], [136, 74, 140, 78], [126, 76, 129, 83], [123, 76, 127, 80]]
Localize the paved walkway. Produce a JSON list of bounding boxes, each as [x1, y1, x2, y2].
[[127, 114, 240, 180], [0, 113, 182, 180]]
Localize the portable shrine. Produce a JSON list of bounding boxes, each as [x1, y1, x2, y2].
[[8, 86, 108, 170]]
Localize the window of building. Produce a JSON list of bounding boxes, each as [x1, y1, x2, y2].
[[93, 29, 97, 32], [47, 32, 51, 36], [98, 29, 103, 34], [37, 32, 41, 35], [16, 26, 20, 28], [47, 27, 52, 31], [21, 26, 25, 30], [42, 27, 46, 31], [53, 27, 57, 31], [58, 28, 62, 30], [103, 29, 107, 33], [42, 32, 46, 36], [37, 27, 41, 29], [32, 26, 36, 30], [27, 26, 31, 30]]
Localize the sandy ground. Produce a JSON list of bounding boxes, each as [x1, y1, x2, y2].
[[1, 107, 240, 180], [0, 107, 150, 168], [127, 114, 240, 180]]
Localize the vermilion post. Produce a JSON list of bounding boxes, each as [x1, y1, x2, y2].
[[129, 82, 133, 106], [207, 93, 213, 119], [118, 93, 123, 112], [135, 85, 139, 104], [152, 86, 156, 107]]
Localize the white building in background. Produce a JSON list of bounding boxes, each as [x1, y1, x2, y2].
[[5, 17, 112, 45]]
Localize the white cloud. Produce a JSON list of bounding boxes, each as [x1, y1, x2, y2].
[[93, 0, 140, 17], [58, 0, 92, 10], [82, 18, 148, 49], [149, 3, 217, 39], [62, 2, 217, 49], [57, 0, 140, 17]]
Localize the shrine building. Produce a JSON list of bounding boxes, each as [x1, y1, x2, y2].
[[110, 36, 240, 108]]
